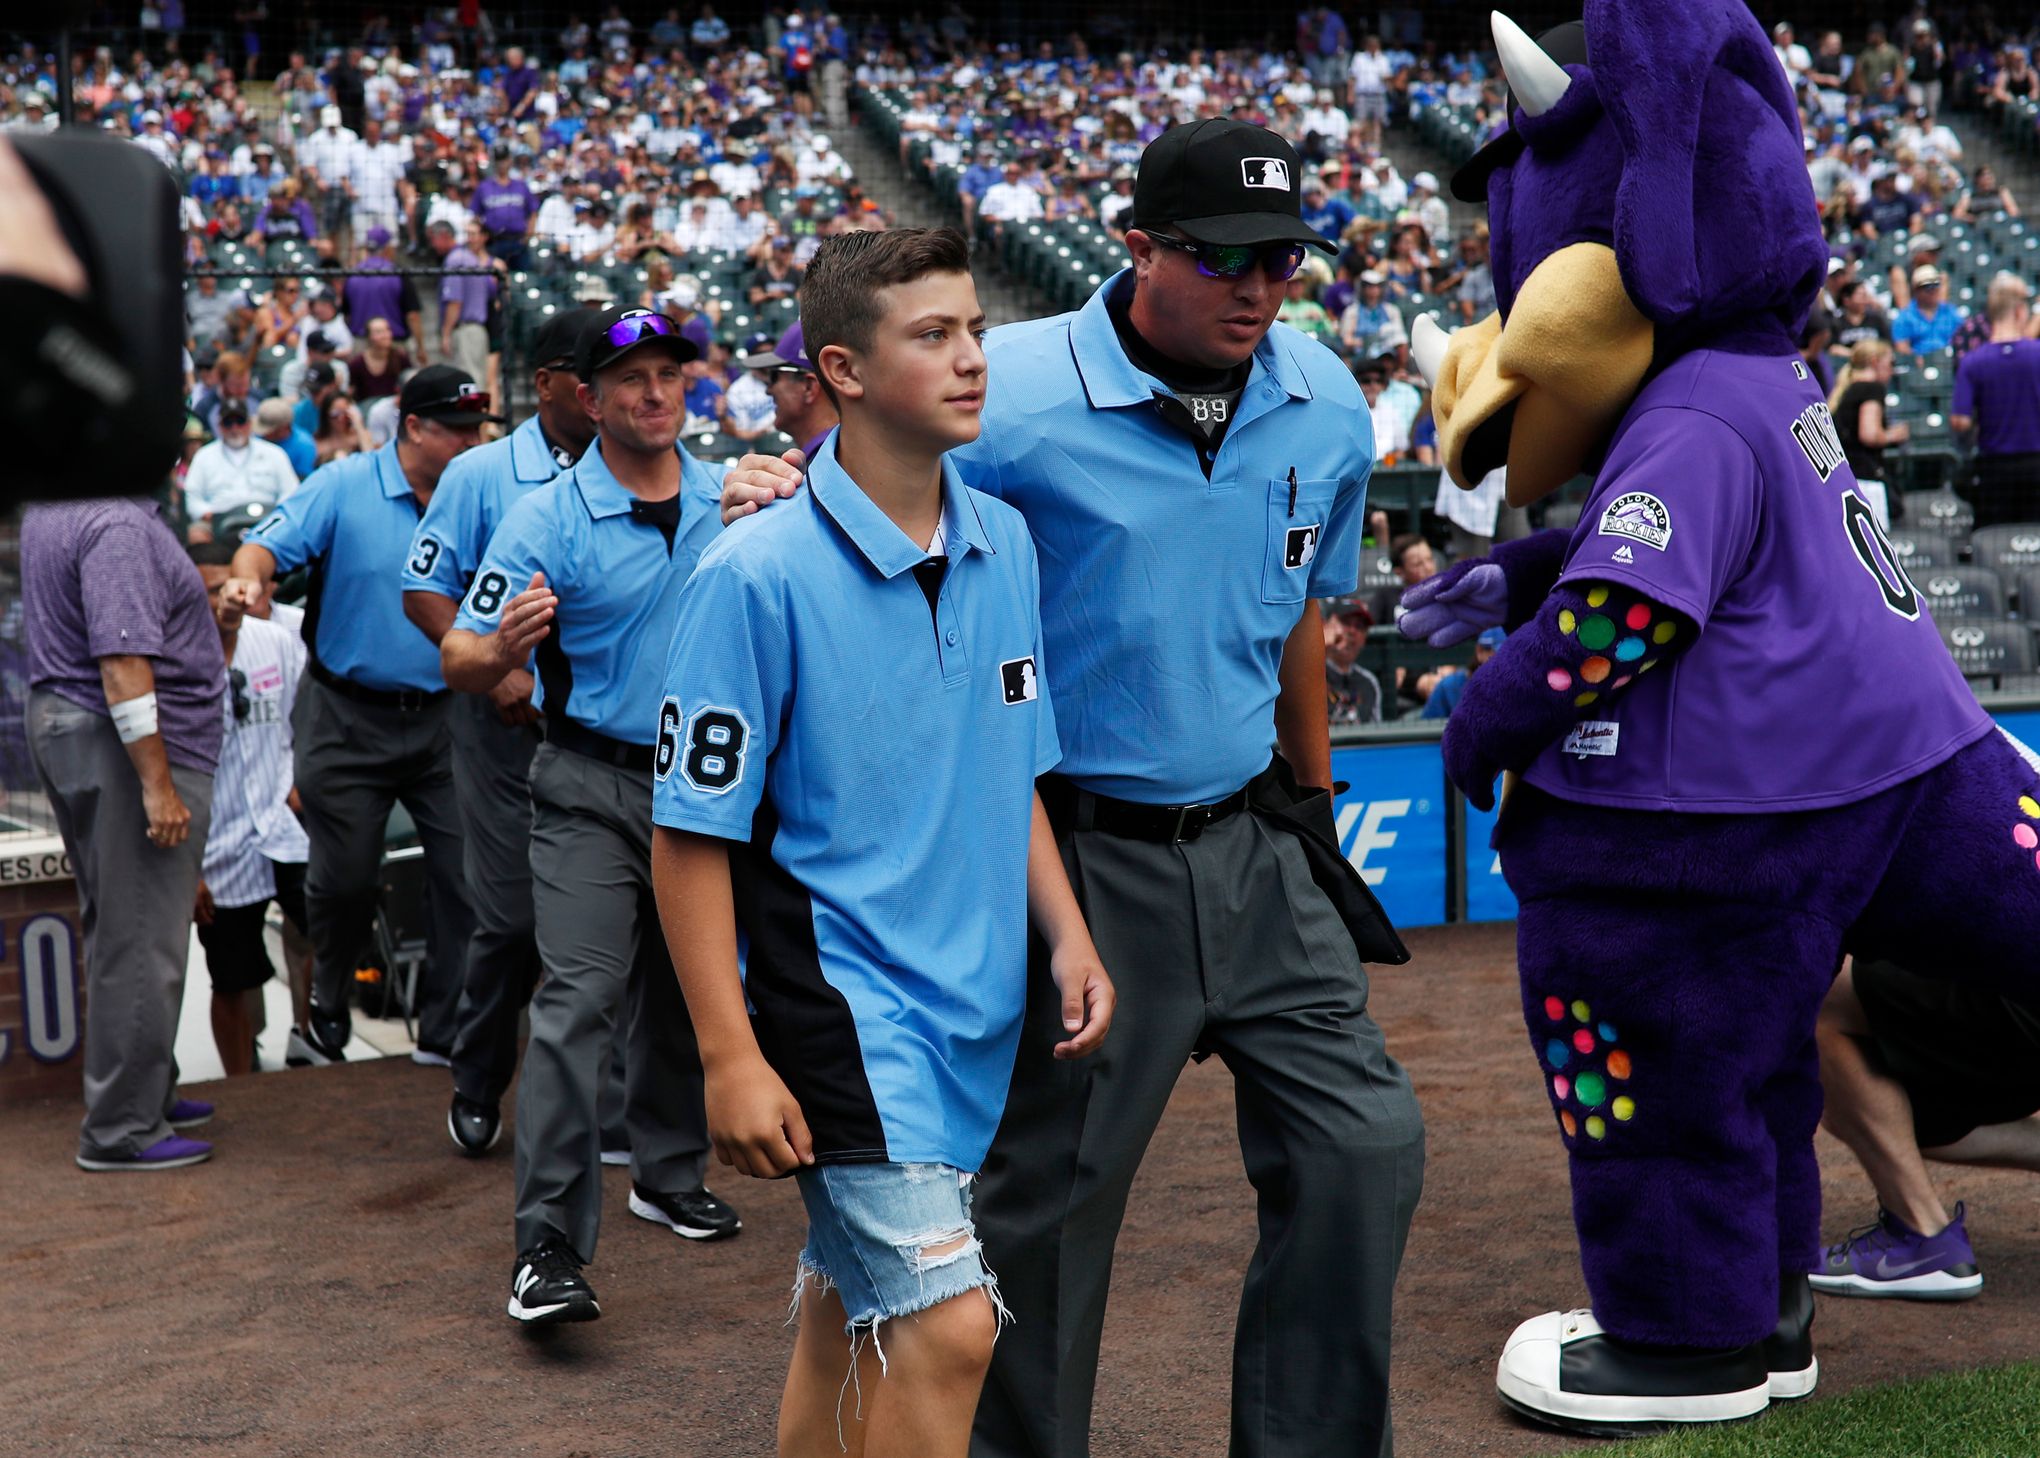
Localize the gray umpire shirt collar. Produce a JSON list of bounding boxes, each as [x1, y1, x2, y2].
[[1068, 267, 1316, 414]]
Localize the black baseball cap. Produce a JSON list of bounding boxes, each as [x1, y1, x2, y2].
[[217, 399, 250, 425], [531, 309, 593, 372], [1132, 119, 1333, 252], [1451, 19, 1586, 203], [399, 364, 506, 426], [575, 305, 699, 378]]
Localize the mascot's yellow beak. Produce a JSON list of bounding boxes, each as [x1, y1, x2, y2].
[[1414, 242, 1655, 508]]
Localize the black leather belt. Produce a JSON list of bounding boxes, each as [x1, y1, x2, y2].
[[308, 658, 447, 711], [1040, 767, 1266, 845], [547, 714, 655, 774]]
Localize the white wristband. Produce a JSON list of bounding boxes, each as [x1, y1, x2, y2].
[[110, 692, 160, 744]]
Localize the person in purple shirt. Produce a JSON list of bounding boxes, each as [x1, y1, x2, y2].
[[1951, 275, 2040, 527], [342, 226, 425, 352], [472, 151, 537, 268], [428, 219, 496, 387], [500, 45, 540, 121], [22, 498, 226, 1172]]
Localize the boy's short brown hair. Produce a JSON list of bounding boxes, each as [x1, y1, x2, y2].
[[799, 227, 973, 402]]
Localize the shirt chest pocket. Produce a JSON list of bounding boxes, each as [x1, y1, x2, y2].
[[1260, 477, 1341, 604]]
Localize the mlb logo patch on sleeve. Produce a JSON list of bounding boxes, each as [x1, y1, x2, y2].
[[1597, 492, 1672, 551], [1000, 657, 1039, 705], [1285, 523, 1322, 569]]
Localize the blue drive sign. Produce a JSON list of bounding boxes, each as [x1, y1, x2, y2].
[[1463, 794, 1519, 923], [1329, 744, 1447, 929]]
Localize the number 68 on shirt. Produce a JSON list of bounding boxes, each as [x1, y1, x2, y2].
[[656, 696, 751, 795]]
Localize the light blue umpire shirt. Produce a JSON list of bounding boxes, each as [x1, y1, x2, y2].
[[652, 438, 1060, 1172], [246, 438, 450, 693], [403, 412, 579, 602], [452, 433, 723, 744], [403, 413, 578, 710], [951, 268, 1373, 804]]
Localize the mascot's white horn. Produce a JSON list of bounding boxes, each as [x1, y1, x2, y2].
[[1409, 312, 1449, 389], [1492, 10, 1571, 117]]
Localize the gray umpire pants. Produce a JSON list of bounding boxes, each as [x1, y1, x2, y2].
[[447, 699, 629, 1139], [972, 808, 1426, 1458], [292, 676, 471, 1052], [513, 743, 709, 1259], [27, 692, 214, 1159]]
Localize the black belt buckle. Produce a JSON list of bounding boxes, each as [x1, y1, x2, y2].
[[394, 687, 431, 712], [1170, 803, 1212, 843]]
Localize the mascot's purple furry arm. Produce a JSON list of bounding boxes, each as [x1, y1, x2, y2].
[[1397, 0, 2040, 1434]]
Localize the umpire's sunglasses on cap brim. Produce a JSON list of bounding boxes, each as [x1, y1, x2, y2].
[[605, 311, 679, 351], [412, 383, 506, 422], [1144, 232, 1308, 282]]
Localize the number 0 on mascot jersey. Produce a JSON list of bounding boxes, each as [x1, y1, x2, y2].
[[1395, 0, 2040, 1435]]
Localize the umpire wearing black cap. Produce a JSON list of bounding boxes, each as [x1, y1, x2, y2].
[[401, 310, 618, 1156], [721, 121, 1424, 1458], [227, 365, 500, 1063]]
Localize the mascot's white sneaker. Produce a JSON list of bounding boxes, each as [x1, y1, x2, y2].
[[1496, 1309, 1771, 1436]]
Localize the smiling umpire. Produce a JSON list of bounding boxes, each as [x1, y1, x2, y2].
[[723, 119, 1425, 1458]]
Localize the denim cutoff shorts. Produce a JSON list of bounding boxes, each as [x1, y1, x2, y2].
[[794, 1160, 1005, 1337]]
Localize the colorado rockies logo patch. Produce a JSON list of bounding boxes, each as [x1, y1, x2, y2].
[[1000, 657, 1038, 705], [1284, 523, 1322, 569], [1597, 492, 1672, 552]]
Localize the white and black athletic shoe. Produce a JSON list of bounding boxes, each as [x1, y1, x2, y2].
[[628, 1185, 742, 1241], [1496, 1309, 1771, 1436], [508, 1241, 599, 1326], [1764, 1272, 1818, 1401]]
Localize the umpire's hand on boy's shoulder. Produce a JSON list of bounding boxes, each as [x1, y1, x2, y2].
[[720, 446, 806, 524]]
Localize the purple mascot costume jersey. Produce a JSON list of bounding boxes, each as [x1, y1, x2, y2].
[[1399, 0, 2040, 1436]]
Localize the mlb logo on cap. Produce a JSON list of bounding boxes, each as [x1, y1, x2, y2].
[[1285, 523, 1322, 569], [1000, 657, 1038, 705], [1242, 157, 1291, 191]]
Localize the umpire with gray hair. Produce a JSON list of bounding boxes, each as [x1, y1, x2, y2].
[[23, 497, 223, 1170], [227, 365, 494, 1063], [723, 119, 1424, 1458]]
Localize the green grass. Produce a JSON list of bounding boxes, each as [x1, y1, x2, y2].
[[1559, 1363, 2040, 1457]]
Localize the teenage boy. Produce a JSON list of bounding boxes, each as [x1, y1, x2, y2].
[[651, 229, 1116, 1458]]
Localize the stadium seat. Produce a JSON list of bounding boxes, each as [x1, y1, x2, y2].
[[2010, 565, 2040, 617], [1914, 565, 2006, 620], [1969, 523, 2040, 581], [1900, 488, 1975, 537], [1938, 618, 2038, 684], [1883, 530, 1953, 573]]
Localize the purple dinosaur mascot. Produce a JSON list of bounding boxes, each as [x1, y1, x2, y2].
[[1400, 0, 2040, 1436]]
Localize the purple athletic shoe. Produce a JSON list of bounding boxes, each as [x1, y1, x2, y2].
[[1809, 1204, 1982, 1301], [76, 1134, 214, 1172], [168, 1098, 214, 1128]]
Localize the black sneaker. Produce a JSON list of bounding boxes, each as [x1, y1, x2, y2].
[[447, 1094, 501, 1157], [1764, 1271, 1818, 1401], [628, 1184, 742, 1241], [305, 1007, 350, 1062], [508, 1241, 600, 1325]]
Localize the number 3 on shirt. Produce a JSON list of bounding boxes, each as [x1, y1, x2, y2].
[[408, 536, 442, 578]]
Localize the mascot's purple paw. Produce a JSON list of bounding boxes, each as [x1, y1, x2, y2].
[[1441, 717, 1502, 811], [1400, 561, 1506, 646]]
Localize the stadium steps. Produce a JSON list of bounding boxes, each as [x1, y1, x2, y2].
[[829, 103, 1063, 327]]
